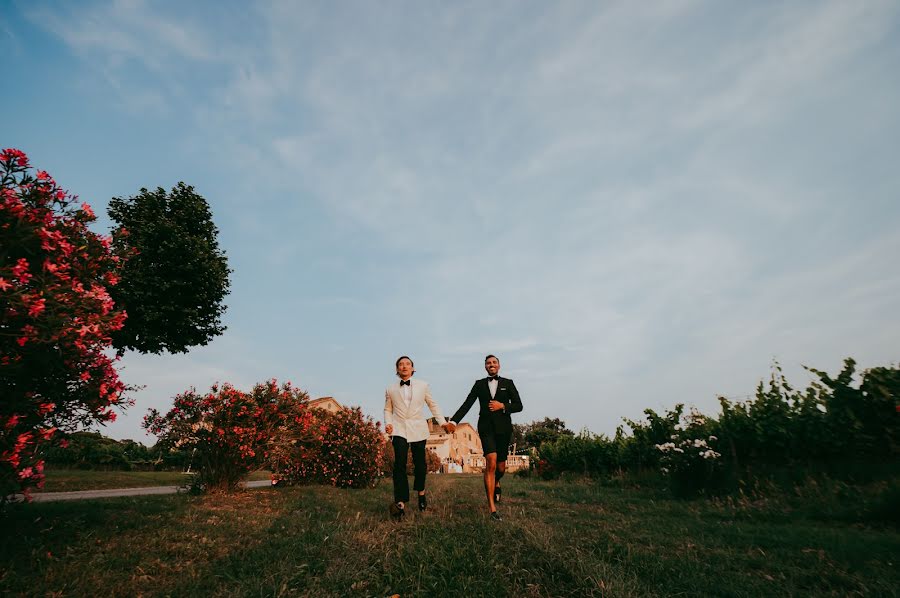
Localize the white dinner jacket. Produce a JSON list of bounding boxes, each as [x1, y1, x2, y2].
[[384, 378, 447, 442]]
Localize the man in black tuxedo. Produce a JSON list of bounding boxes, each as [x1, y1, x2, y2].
[[447, 354, 523, 521]]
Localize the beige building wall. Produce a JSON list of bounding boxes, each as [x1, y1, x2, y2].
[[308, 396, 343, 413], [426, 420, 484, 472]]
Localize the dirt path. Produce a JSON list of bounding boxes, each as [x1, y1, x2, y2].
[[10, 480, 271, 502]]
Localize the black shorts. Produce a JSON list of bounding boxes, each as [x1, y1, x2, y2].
[[479, 431, 511, 461]]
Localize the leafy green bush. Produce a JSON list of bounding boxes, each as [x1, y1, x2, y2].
[[538, 432, 620, 477]]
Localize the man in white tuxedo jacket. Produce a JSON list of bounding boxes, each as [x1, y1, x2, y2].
[[384, 355, 449, 519]]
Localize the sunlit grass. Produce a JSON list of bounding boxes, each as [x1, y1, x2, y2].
[[2, 475, 897, 597]]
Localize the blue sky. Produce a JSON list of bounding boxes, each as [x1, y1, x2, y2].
[[3, 1, 899, 443]]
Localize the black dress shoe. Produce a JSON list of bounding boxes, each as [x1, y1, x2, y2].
[[418, 494, 427, 512], [390, 501, 405, 521], [490, 510, 502, 522], [494, 484, 501, 503]]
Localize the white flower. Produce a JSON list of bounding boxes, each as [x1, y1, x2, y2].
[[674, 448, 684, 453], [709, 435, 717, 441]]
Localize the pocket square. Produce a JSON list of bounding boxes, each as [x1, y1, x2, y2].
[[500, 387, 507, 391]]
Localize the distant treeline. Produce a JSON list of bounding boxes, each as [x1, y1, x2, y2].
[[42, 432, 190, 471]]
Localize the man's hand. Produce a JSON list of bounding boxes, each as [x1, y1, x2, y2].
[[385, 424, 393, 435], [442, 422, 456, 433], [489, 400, 505, 412]]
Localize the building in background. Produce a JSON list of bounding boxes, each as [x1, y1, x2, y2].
[[425, 420, 485, 472], [308, 396, 343, 413]]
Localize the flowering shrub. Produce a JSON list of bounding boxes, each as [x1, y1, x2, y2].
[[656, 434, 723, 497], [274, 407, 384, 489], [1, 149, 128, 503], [316, 407, 384, 488], [144, 380, 311, 491]]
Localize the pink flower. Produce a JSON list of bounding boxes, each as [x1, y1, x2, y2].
[[27, 297, 46, 317], [1, 148, 29, 167], [12, 258, 31, 283], [0, 278, 11, 292]]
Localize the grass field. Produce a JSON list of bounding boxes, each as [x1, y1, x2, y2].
[[38, 469, 272, 492], [2, 475, 897, 597]]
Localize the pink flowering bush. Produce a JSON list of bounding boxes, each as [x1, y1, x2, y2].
[[272, 407, 385, 489], [144, 380, 311, 492], [1, 149, 128, 503]]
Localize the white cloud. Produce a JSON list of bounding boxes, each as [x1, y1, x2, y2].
[[17, 1, 900, 439]]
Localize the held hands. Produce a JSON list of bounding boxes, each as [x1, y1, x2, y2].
[[442, 422, 456, 433], [385, 424, 393, 435], [488, 400, 505, 412]]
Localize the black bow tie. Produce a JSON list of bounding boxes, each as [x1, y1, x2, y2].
[[488, 376, 499, 381], [400, 380, 411, 386]]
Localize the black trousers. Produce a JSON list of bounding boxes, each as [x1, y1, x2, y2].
[[391, 435, 426, 503]]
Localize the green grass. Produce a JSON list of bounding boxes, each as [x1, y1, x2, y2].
[[38, 469, 272, 492], [2, 475, 897, 597]]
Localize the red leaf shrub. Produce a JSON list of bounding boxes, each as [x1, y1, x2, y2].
[[1, 149, 127, 502]]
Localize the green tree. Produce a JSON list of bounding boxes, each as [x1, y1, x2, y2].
[[42, 432, 131, 470], [520, 417, 575, 451], [108, 183, 231, 354]]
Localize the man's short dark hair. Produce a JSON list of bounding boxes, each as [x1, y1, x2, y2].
[[485, 354, 498, 363]]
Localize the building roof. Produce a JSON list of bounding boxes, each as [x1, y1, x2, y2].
[[308, 396, 343, 412]]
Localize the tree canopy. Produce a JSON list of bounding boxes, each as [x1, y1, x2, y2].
[[108, 183, 231, 354], [514, 417, 575, 451]]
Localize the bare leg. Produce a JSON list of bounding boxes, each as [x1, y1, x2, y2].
[[484, 453, 498, 513]]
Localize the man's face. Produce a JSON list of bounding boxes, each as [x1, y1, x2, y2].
[[485, 357, 500, 376], [396, 358, 414, 379]]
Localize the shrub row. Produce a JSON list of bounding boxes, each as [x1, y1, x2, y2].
[[536, 359, 899, 497], [145, 380, 384, 492]]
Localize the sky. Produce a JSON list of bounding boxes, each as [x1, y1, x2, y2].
[[3, 1, 899, 444]]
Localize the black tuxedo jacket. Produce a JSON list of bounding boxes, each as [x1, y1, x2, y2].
[[451, 377, 523, 435]]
